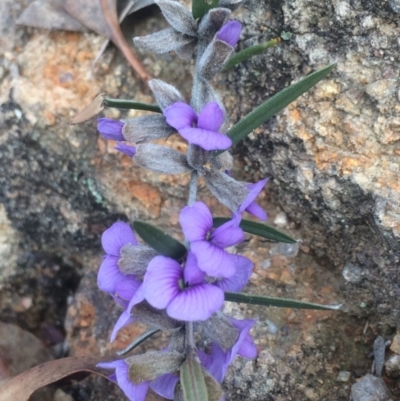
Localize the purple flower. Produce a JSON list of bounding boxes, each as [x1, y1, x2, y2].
[[143, 254, 224, 321], [179, 202, 245, 278], [115, 142, 137, 157], [97, 359, 149, 401], [98, 118, 125, 141], [217, 20, 242, 47], [98, 360, 179, 401], [237, 178, 269, 221], [198, 318, 257, 383], [164, 102, 232, 151], [98, 222, 141, 304], [213, 255, 253, 292]]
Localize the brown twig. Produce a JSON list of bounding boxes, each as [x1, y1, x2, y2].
[[100, 0, 152, 82]]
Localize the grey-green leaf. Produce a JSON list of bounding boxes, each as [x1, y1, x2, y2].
[[132, 220, 187, 260], [192, 0, 219, 20], [180, 355, 209, 401], [103, 97, 162, 113], [225, 63, 335, 147], [225, 292, 342, 310], [213, 217, 297, 243], [223, 38, 281, 71]]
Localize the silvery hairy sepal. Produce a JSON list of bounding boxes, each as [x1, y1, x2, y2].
[[219, 0, 246, 11], [197, 7, 231, 42], [149, 79, 185, 111], [155, 0, 197, 36], [191, 78, 225, 116], [134, 0, 198, 60], [122, 114, 174, 143], [134, 143, 191, 175], [118, 244, 158, 277], [198, 39, 234, 81], [203, 168, 249, 211], [134, 28, 195, 60], [127, 350, 184, 383], [131, 302, 183, 331], [201, 312, 239, 350]]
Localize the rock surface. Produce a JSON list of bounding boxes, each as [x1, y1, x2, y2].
[[0, 0, 399, 400]]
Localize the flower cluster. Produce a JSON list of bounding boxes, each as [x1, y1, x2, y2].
[[95, 1, 270, 400]]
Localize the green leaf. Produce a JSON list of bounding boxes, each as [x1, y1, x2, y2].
[[225, 292, 342, 310], [103, 97, 161, 113], [192, 0, 219, 20], [223, 63, 335, 148], [213, 217, 297, 243], [222, 38, 281, 71], [132, 220, 187, 260], [116, 329, 160, 356], [180, 355, 209, 401]]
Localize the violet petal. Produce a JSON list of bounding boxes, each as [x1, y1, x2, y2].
[[179, 201, 213, 242], [115, 142, 136, 157], [97, 118, 125, 141], [211, 219, 244, 248], [143, 256, 182, 310], [166, 283, 224, 321], [217, 20, 242, 47], [245, 201, 267, 221], [116, 361, 149, 401], [114, 275, 142, 302], [164, 102, 197, 130], [102, 222, 137, 256], [150, 373, 179, 400], [197, 102, 224, 132], [190, 241, 236, 278], [184, 251, 206, 286], [229, 318, 257, 359], [239, 178, 269, 214], [98, 255, 123, 293], [179, 126, 232, 151], [214, 255, 253, 292]]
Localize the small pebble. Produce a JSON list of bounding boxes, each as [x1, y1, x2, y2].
[[336, 371, 351, 382], [351, 374, 393, 401], [342, 263, 362, 283], [390, 333, 400, 354], [269, 242, 299, 257], [273, 211, 288, 227], [385, 354, 400, 378]]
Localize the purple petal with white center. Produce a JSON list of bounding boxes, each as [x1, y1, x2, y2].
[[143, 256, 182, 310], [245, 201, 267, 221], [102, 222, 138, 256], [238, 178, 269, 214], [211, 219, 244, 248], [98, 255, 123, 293], [184, 251, 205, 286], [164, 102, 197, 130], [229, 318, 257, 359], [115, 142, 136, 157], [115, 361, 149, 401], [150, 373, 179, 399], [110, 285, 145, 342], [191, 241, 236, 278], [97, 118, 125, 141], [166, 283, 224, 321], [217, 20, 242, 47], [114, 275, 142, 302], [214, 255, 253, 292], [197, 102, 224, 132], [179, 202, 213, 242], [179, 126, 232, 151]]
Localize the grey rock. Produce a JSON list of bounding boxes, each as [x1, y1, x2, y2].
[[351, 374, 393, 401]]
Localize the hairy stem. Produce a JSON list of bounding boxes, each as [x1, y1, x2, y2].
[[188, 171, 198, 206]]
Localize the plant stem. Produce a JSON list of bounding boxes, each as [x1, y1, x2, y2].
[[188, 171, 198, 206]]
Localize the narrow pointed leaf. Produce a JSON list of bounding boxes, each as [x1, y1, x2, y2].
[[223, 63, 335, 148], [213, 217, 297, 243], [223, 38, 281, 71], [132, 220, 187, 260], [116, 329, 160, 356], [180, 356, 209, 401], [103, 97, 162, 113], [192, 0, 219, 20], [225, 292, 342, 310]]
